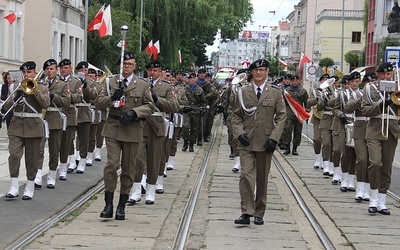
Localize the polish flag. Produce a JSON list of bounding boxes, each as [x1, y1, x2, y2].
[[4, 13, 17, 24], [151, 40, 160, 59], [178, 49, 182, 63], [278, 58, 287, 67], [88, 4, 112, 38], [144, 40, 153, 58], [298, 52, 312, 69]]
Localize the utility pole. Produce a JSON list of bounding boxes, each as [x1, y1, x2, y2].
[[84, 0, 89, 61], [341, 0, 345, 72]]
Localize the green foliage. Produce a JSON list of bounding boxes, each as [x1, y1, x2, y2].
[[344, 52, 360, 65], [318, 57, 335, 68], [89, 0, 252, 71]]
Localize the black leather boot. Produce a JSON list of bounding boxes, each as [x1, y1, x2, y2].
[[189, 142, 194, 152], [229, 146, 234, 159], [100, 192, 113, 218], [292, 146, 298, 155], [283, 144, 291, 155], [182, 140, 188, 151], [115, 194, 129, 220]]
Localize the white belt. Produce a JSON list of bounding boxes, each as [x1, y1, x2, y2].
[[91, 105, 96, 109], [354, 116, 368, 121], [323, 111, 332, 115], [13, 112, 43, 118], [76, 103, 91, 107], [47, 107, 62, 112], [371, 114, 398, 120], [344, 113, 354, 118], [152, 111, 166, 117], [69, 104, 76, 108]]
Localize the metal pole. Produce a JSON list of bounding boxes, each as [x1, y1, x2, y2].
[[341, 0, 345, 72], [84, 0, 89, 61], [139, 0, 143, 51]]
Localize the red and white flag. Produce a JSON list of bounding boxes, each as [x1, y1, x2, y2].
[[278, 58, 287, 67], [178, 49, 182, 63], [87, 4, 112, 38], [298, 52, 311, 69], [144, 40, 153, 58], [151, 40, 160, 59], [4, 12, 17, 24]]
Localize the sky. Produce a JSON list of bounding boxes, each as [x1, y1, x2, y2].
[[206, 0, 299, 57]]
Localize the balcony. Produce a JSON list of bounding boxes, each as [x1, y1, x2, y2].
[[316, 9, 363, 22]]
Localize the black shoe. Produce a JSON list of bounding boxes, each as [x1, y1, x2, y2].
[[22, 195, 32, 200], [76, 170, 84, 174], [86, 162, 92, 166], [363, 197, 370, 202], [332, 179, 339, 184], [46, 184, 55, 189], [182, 141, 188, 152], [5, 193, 18, 199], [314, 165, 320, 169], [234, 214, 250, 225], [378, 209, 391, 215], [347, 187, 356, 192], [163, 173, 167, 177], [156, 189, 164, 194], [95, 158, 101, 162], [67, 168, 76, 173], [368, 206, 377, 214], [283, 149, 291, 155], [59, 176, 67, 181], [145, 200, 154, 205], [141, 185, 146, 194], [127, 198, 140, 206], [340, 187, 347, 192], [229, 153, 235, 159], [254, 217, 264, 225], [292, 147, 298, 155], [34, 183, 42, 189], [167, 167, 173, 171], [114, 194, 128, 220], [232, 168, 239, 173], [189, 143, 194, 152], [355, 196, 363, 202]]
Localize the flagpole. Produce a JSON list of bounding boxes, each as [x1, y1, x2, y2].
[[84, 0, 89, 61], [139, 0, 143, 51]]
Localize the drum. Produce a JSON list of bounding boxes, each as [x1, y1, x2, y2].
[[345, 123, 355, 147]]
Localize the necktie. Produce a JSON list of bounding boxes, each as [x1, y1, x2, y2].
[[123, 78, 128, 88], [257, 87, 261, 100]]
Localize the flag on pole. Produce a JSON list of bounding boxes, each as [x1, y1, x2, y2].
[[144, 40, 153, 58], [151, 40, 160, 59], [4, 13, 17, 24], [87, 4, 112, 38], [278, 57, 287, 67], [178, 49, 182, 63], [299, 52, 311, 69]]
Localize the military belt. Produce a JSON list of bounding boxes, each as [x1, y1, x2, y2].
[[323, 111, 332, 115], [354, 117, 369, 121], [108, 113, 121, 120], [76, 103, 91, 107], [69, 104, 76, 108], [13, 112, 43, 118], [152, 111, 166, 117], [371, 114, 398, 120], [47, 107, 62, 112]]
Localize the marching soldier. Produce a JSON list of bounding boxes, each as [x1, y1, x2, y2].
[[35, 59, 70, 189], [5, 61, 50, 200], [68, 61, 98, 174], [345, 72, 371, 201], [96, 52, 155, 220], [232, 59, 286, 225], [361, 62, 400, 215], [93, 70, 107, 161], [197, 68, 219, 144], [281, 75, 308, 155], [182, 73, 206, 152], [58, 59, 83, 180]]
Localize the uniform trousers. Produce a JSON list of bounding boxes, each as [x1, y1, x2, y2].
[[239, 150, 272, 218], [202, 107, 214, 138], [311, 117, 321, 154], [88, 123, 98, 152], [182, 113, 200, 144], [96, 121, 105, 148], [60, 126, 76, 163], [321, 128, 333, 161], [282, 116, 303, 146], [143, 131, 165, 184], [9, 135, 41, 180], [170, 127, 181, 156], [354, 138, 369, 182], [331, 130, 342, 167], [38, 129, 62, 171], [103, 138, 139, 194], [367, 132, 398, 193], [77, 122, 90, 158], [227, 115, 239, 156], [161, 136, 172, 174]]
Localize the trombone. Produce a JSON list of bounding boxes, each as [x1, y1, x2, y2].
[[1, 69, 43, 118]]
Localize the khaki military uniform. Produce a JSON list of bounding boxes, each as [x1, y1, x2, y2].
[[232, 83, 286, 218], [361, 81, 400, 193], [6, 83, 50, 180], [306, 89, 322, 154], [95, 75, 155, 194], [168, 85, 188, 158], [88, 82, 103, 153]]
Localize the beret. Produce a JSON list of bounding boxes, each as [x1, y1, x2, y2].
[[362, 72, 376, 82], [43, 59, 57, 70], [319, 74, 330, 81], [58, 59, 71, 67], [88, 68, 96, 74], [76, 61, 89, 70], [348, 72, 361, 80], [376, 62, 393, 73], [146, 60, 161, 69], [20, 61, 36, 71], [249, 59, 269, 71]]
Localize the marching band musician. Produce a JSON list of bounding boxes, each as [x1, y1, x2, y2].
[[306, 76, 324, 169], [332, 74, 357, 189], [96, 52, 155, 220], [361, 62, 400, 215], [58, 59, 83, 181], [317, 74, 336, 177], [5, 61, 50, 200], [345, 72, 371, 202], [70, 61, 98, 174], [35, 59, 70, 189], [281, 75, 309, 156], [232, 59, 286, 225], [94, 70, 108, 162], [138, 60, 179, 204]]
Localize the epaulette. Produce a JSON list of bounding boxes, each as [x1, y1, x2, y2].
[[270, 84, 281, 90]]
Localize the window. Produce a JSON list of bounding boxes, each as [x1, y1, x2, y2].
[[352, 32, 361, 43]]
